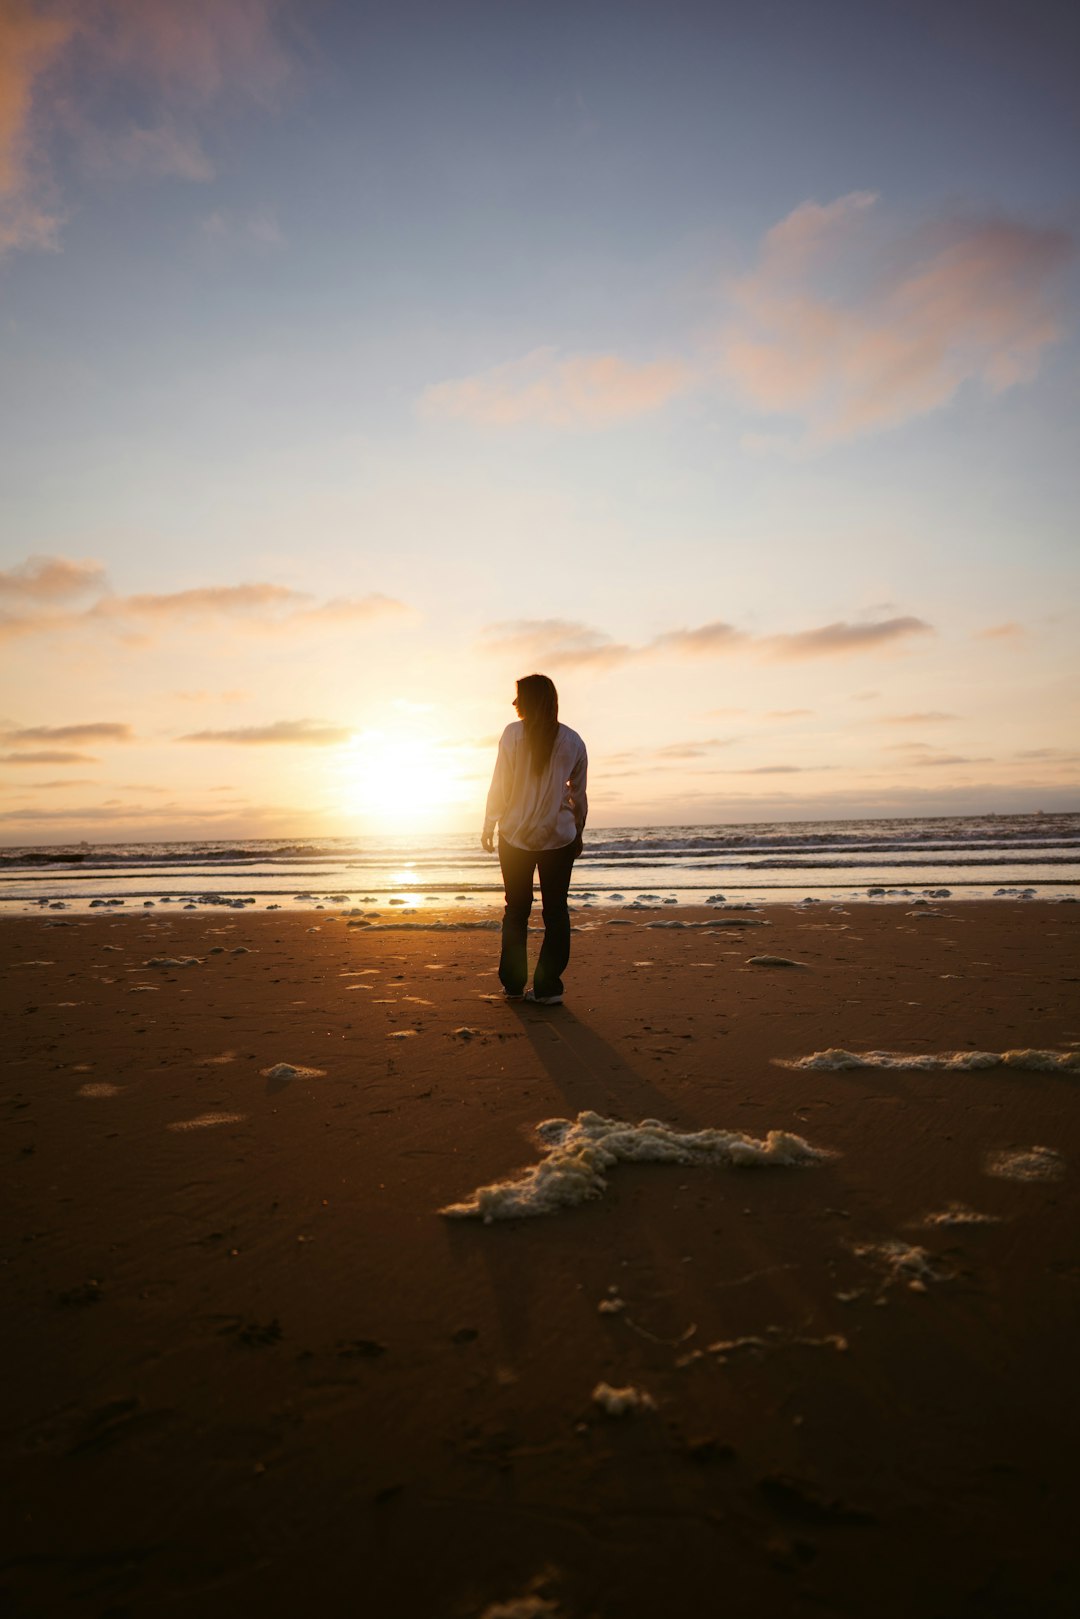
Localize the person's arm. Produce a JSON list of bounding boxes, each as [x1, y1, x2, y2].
[[569, 741, 588, 850], [481, 729, 512, 852]]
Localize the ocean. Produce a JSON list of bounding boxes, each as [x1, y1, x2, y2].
[[2, 811, 1078, 913]]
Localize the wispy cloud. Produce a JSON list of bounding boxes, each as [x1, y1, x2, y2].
[[482, 612, 934, 672], [762, 617, 932, 660], [0, 722, 133, 745], [0, 555, 107, 600], [976, 622, 1023, 640], [0, 749, 96, 764], [421, 347, 691, 429], [766, 708, 814, 719], [178, 719, 353, 746], [0, 558, 412, 643], [1, 0, 298, 258], [881, 710, 957, 725], [481, 618, 635, 671], [649, 621, 749, 656], [722, 193, 1072, 444]]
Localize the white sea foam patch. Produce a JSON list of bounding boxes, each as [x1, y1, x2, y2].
[[592, 1381, 656, 1415], [985, 1145, 1065, 1183], [441, 1110, 830, 1223], [167, 1112, 247, 1132], [922, 1203, 1003, 1227], [779, 1049, 1080, 1073]]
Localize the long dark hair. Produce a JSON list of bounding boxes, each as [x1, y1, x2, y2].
[[515, 673, 559, 775]]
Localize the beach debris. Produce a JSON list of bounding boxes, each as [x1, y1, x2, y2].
[[678, 1326, 848, 1369], [450, 1026, 481, 1039], [440, 1111, 830, 1223], [261, 1063, 326, 1080], [746, 955, 807, 967], [477, 1591, 560, 1619], [779, 1048, 1080, 1072], [591, 1381, 656, 1416], [597, 1294, 626, 1314], [167, 1112, 247, 1132], [922, 1203, 1003, 1227], [388, 1029, 418, 1039], [852, 1238, 944, 1292], [985, 1145, 1065, 1182]]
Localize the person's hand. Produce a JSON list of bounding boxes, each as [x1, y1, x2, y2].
[[481, 831, 494, 853]]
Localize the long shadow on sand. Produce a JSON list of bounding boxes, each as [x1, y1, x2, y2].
[[507, 1003, 676, 1123]]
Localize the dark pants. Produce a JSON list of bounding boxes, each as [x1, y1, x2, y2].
[[498, 835, 578, 997]]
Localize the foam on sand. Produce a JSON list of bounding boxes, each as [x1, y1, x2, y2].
[[591, 1381, 656, 1415], [143, 956, 202, 968], [922, 1203, 1003, 1227], [167, 1112, 247, 1131], [780, 1048, 1080, 1073], [853, 1239, 944, 1291], [440, 1110, 829, 1222], [985, 1145, 1065, 1182], [746, 954, 807, 968], [260, 1062, 327, 1080], [77, 1082, 122, 1098]]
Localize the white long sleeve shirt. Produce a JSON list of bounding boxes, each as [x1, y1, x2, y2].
[[483, 721, 588, 851]]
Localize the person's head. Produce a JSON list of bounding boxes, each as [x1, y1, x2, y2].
[[513, 673, 559, 773]]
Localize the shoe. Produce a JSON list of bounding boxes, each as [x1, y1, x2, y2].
[[525, 990, 564, 1005], [502, 988, 525, 1002]]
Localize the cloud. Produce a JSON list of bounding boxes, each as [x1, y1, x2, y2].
[[482, 612, 934, 673], [0, 555, 106, 600], [723, 194, 1072, 443], [0, 0, 297, 259], [648, 621, 748, 657], [27, 778, 96, 788], [0, 749, 97, 763], [766, 708, 814, 719], [763, 617, 932, 660], [421, 346, 691, 429], [912, 754, 993, 768], [0, 559, 413, 643], [976, 621, 1023, 639], [481, 618, 635, 671], [0, 0, 73, 253], [653, 739, 733, 760], [881, 711, 957, 724], [0, 722, 133, 744], [178, 719, 353, 746], [93, 582, 305, 619], [201, 203, 284, 248]]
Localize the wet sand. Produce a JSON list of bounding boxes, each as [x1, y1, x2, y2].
[[2, 901, 1079, 1617]]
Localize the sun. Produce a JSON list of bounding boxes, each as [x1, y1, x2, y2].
[[335, 732, 472, 830]]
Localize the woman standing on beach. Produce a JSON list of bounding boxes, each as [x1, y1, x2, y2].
[[481, 674, 588, 1005]]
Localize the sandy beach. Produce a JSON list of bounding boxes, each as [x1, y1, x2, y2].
[[2, 900, 1079, 1617]]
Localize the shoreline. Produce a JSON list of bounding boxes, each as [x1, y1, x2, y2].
[[3, 901, 1079, 1615]]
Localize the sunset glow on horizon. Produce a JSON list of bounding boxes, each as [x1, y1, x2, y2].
[[1, 0, 1077, 843]]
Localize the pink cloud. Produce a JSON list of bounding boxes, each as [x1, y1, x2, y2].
[[0, 1, 296, 257], [0, 554, 106, 600], [723, 194, 1072, 443], [763, 617, 932, 660], [421, 346, 691, 429]]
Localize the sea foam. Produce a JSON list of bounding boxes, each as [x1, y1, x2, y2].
[[779, 1049, 1080, 1073], [440, 1110, 829, 1223]]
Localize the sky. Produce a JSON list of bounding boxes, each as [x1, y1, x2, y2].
[[1, 0, 1078, 843]]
